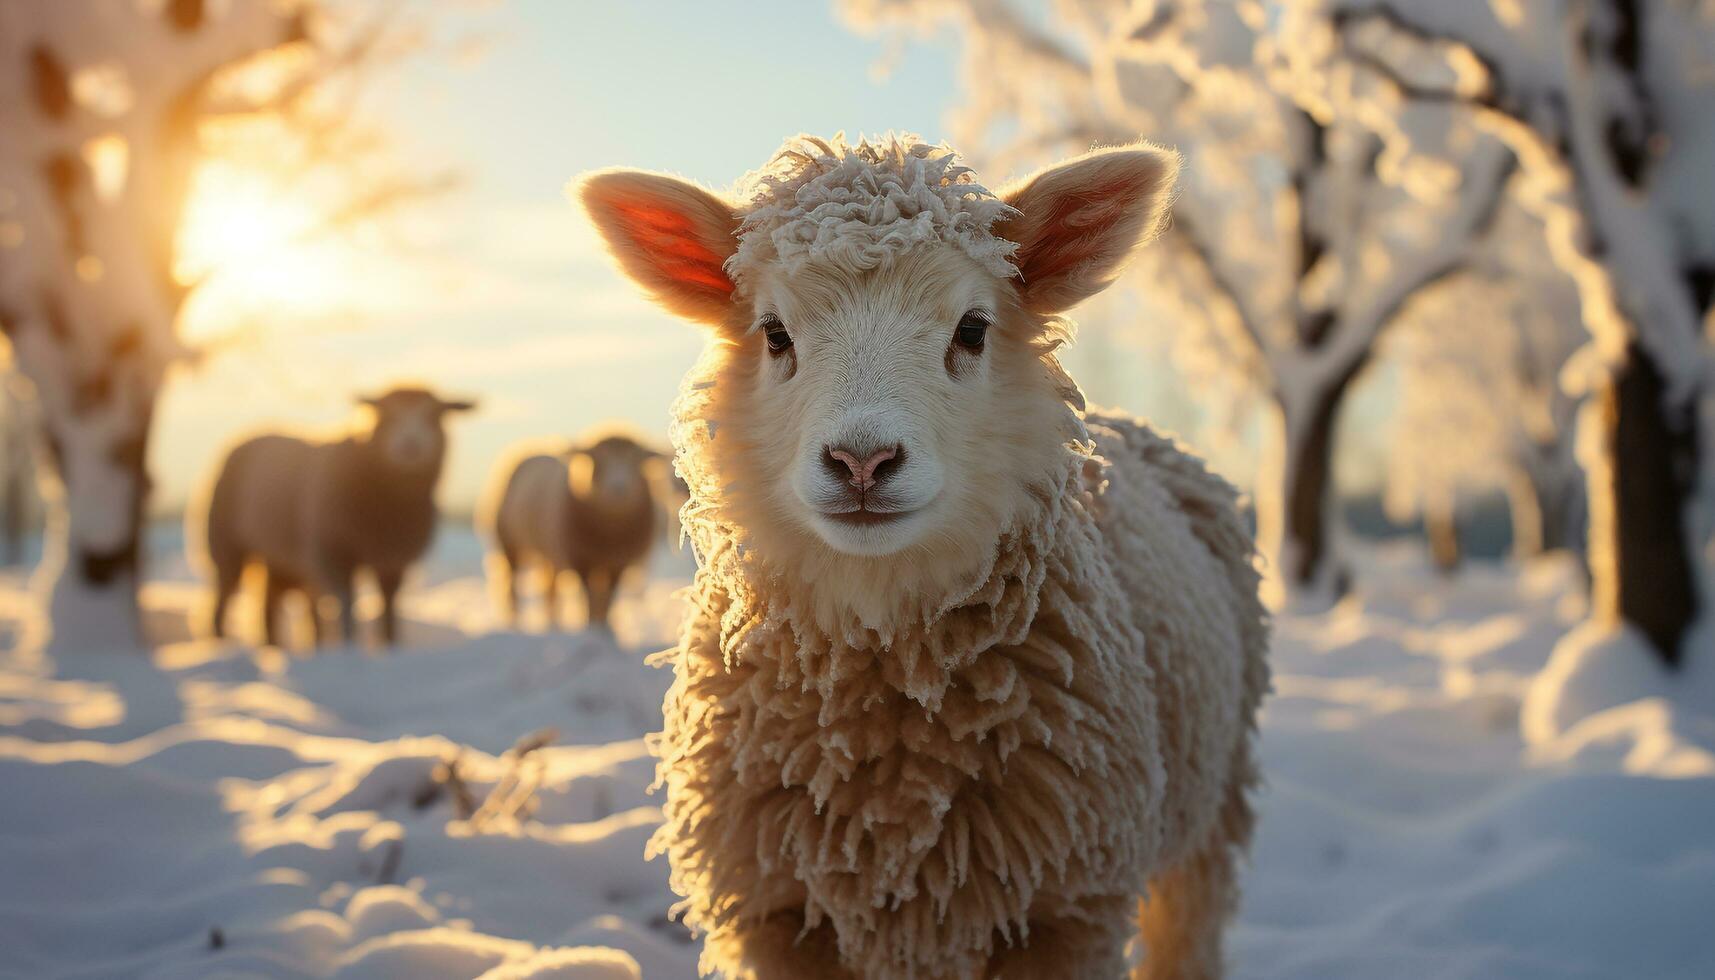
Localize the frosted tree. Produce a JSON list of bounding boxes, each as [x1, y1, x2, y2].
[[843, 0, 1516, 605], [0, 0, 425, 653], [1290, 0, 1714, 663], [1384, 270, 1587, 569], [1383, 204, 1588, 568]]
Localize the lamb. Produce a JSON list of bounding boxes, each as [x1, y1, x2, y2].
[[196, 386, 476, 650], [483, 431, 663, 630], [578, 134, 1270, 979]]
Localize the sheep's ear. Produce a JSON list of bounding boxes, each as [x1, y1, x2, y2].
[[576, 170, 740, 326], [357, 395, 382, 408], [567, 450, 595, 499], [996, 143, 1179, 314], [438, 397, 478, 414]]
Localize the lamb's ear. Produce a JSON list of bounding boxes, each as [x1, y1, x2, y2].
[[996, 143, 1180, 314], [437, 397, 478, 414], [576, 170, 740, 326]]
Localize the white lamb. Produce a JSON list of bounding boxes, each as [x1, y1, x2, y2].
[[579, 135, 1269, 979]]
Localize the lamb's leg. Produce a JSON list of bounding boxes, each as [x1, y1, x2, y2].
[[1135, 765, 1255, 980], [710, 916, 853, 980], [376, 566, 404, 648], [986, 896, 1135, 979]]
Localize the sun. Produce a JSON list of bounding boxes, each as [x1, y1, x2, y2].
[[177, 169, 310, 267], [173, 162, 360, 343]]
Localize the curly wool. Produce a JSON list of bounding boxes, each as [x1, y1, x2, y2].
[[656, 376, 1268, 978], [726, 134, 1020, 288], [645, 135, 1268, 979]]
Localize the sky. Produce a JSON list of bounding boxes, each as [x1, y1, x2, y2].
[[151, 0, 1393, 516]]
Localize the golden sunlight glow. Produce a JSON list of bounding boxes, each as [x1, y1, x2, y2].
[[174, 163, 366, 344]]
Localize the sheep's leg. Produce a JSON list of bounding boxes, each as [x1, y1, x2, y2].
[[261, 568, 289, 649], [543, 566, 561, 631], [317, 562, 358, 649], [336, 581, 357, 648], [1135, 765, 1254, 980], [585, 567, 616, 629], [986, 896, 1134, 979], [209, 558, 242, 640], [498, 550, 520, 627], [376, 566, 404, 648], [308, 591, 327, 647]]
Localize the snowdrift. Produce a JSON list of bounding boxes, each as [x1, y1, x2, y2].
[[3, 533, 1713, 978]]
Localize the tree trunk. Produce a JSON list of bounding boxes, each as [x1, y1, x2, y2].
[[1259, 376, 1354, 606], [23, 387, 156, 655], [1507, 455, 1581, 560], [1, 385, 30, 566], [1425, 488, 1461, 574], [2, 444, 27, 567], [1585, 342, 1700, 666], [1506, 466, 1546, 560]]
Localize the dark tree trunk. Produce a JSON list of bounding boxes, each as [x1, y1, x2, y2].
[[1537, 475, 1578, 554], [1277, 376, 1354, 599], [2, 458, 26, 566], [1590, 342, 1700, 666], [1426, 493, 1461, 575]]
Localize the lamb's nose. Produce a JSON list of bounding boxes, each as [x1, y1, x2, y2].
[[824, 444, 902, 491]]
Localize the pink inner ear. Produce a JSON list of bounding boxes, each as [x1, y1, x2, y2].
[[613, 201, 734, 295], [1018, 178, 1135, 284]]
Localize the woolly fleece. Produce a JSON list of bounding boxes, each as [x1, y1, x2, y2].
[[727, 134, 1020, 288]]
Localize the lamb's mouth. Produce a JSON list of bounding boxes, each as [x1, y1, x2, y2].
[[821, 507, 918, 527]]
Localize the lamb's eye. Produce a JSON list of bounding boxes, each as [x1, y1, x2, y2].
[[761, 316, 793, 355], [954, 311, 990, 351]]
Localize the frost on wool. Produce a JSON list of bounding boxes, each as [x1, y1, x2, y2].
[[725, 134, 1021, 287]]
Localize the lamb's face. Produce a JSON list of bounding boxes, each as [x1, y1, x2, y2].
[[581, 137, 1179, 586], [738, 247, 1044, 556]]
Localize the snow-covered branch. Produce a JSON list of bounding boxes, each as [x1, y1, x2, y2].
[[1316, 139, 1516, 383], [844, 0, 1543, 603]]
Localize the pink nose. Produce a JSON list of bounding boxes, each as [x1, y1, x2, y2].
[[827, 445, 899, 491]]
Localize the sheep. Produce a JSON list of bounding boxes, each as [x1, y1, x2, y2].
[[578, 134, 1270, 980], [197, 386, 476, 650], [483, 431, 662, 630]]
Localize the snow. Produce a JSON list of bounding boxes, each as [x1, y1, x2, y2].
[[3, 530, 1714, 979], [1245, 547, 1715, 979]]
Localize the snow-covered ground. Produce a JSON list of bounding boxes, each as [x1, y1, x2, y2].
[[3, 530, 1713, 979]]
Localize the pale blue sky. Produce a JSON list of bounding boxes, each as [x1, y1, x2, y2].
[[152, 0, 1387, 514]]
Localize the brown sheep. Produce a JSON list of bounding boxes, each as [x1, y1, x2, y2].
[[484, 432, 662, 630], [197, 387, 475, 649]]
